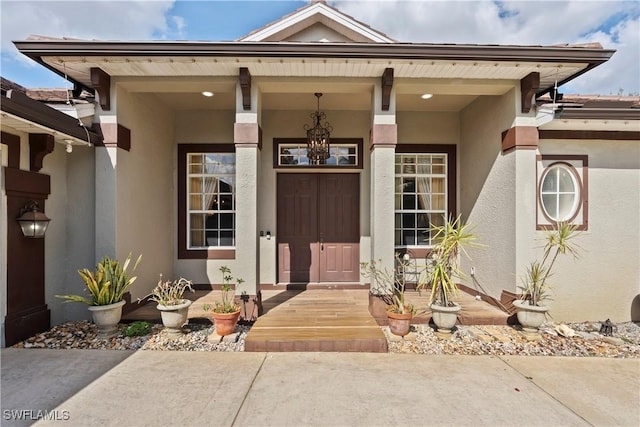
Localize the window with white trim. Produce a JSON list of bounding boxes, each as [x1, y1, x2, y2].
[[537, 155, 588, 230], [278, 143, 358, 166], [187, 152, 236, 248], [395, 153, 448, 247], [540, 164, 579, 221]]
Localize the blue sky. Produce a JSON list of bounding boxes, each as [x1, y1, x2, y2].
[[1, 0, 638, 95]]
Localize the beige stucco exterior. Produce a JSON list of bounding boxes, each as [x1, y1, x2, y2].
[[3, 2, 640, 348], [536, 138, 640, 321]]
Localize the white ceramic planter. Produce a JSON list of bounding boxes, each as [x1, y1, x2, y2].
[[430, 302, 461, 333], [513, 300, 548, 334], [157, 300, 192, 336], [88, 300, 126, 338]]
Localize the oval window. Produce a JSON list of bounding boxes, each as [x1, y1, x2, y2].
[[540, 164, 580, 221]]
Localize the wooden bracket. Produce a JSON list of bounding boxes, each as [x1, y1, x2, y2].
[[520, 72, 540, 114], [1, 130, 21, 168], [239, 67, 252, 110], [90, 67, 111, 110], [381, 68, 394, 111], [29, 134, 55, 172]]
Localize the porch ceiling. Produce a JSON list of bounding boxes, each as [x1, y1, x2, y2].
[[114, 75, 514, 113], [40, 55, 585, 94], [139, 86, 482, 113]]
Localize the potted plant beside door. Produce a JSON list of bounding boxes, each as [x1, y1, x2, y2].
[[514, 221, 581, 335], [56, 253, 141, 338], [142, 276, 194, 337], [204, 266, 243, 336], [420, 215, 479, 335], [360, 254, 419, 336]]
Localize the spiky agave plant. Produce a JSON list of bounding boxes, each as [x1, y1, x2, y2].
[[56, 253, 142, 306], [422, 215, 480, 307], [519, 221, 581, 306]]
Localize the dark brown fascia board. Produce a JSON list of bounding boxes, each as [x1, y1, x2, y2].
[[13, 40, 614, 61], [555, 107, 640, 121], [539, 129, 640, 140], [14, 40, 614, 95], [1, 90, 102, 145]]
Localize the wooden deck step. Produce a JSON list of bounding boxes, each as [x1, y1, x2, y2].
[[244, 289, 388, 353]]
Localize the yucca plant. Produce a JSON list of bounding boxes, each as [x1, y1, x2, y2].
[[420, 215, 480, 307], [519, 221, 581, 306], [56, 253, 142, 306]]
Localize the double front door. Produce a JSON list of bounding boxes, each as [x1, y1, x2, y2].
[[277, 173, 359, 283]]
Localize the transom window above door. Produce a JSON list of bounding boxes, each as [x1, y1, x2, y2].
[[274, 139, 363, 169]]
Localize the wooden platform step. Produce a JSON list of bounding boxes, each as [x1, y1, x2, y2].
[[244, 289, 388, 353], [244, 326, 387, 352]]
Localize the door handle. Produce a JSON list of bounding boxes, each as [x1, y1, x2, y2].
[[320, 235, 324, 251]]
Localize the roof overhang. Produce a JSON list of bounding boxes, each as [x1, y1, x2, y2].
[[14, 40, 614, 98], [1, 89, 102, 146]]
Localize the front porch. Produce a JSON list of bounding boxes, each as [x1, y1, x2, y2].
[[123, 287, 509, 352]]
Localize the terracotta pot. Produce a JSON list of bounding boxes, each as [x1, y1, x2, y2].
[[513, 300, 548, 334], [211, 309, 241, 336], [88, 300, 125, 338], [157, 300, 192, 336], [386, 309, 413, 337], [430, 302, 461, 333]]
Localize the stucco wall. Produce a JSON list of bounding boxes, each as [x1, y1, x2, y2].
[[397, 111, 460, 144], [115, 90, 175, 300], [41, 143, 96, 323], [459, 91, 519, 298], [537, 139, 640, 322]]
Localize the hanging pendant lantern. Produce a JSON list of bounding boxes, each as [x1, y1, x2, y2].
[[304, 93, 332, 164]]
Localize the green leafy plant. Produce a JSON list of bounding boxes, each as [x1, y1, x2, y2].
[[419, 215, 480, 307], [360, 254, 420, 315], [203, 266, 243, 314], [519, 221, 581, 306], [56, 253, 142, 306], [124, 321, 152, 337], [142, 276, 194, 306]]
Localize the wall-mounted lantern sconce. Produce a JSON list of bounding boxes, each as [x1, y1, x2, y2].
[[16, 201, 50, 238]]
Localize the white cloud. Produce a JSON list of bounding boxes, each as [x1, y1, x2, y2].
[[1, 0, 637, 94], [1, 0, 178, 51], [333, 0, 640, 94]]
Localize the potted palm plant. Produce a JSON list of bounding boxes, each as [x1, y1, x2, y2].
[[56, 253, 141, 338], [143, 276, 194, 336], [420, 215, 479, 334], [514, 221, 581, 334], [204, 266, 243, 336], [360, 253, 420, 336]]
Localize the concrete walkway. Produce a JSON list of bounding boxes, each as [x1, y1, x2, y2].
[[1, 349, 638, 427]]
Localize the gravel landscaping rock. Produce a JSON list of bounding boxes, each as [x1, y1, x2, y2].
[[11, 321, 250, 352], [11, 320, 640, 357], [386, 321, 640, 358]]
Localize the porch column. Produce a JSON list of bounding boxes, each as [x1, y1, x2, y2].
[[94, 116, 131, 262], [234, 81, 261, 321], [369, 82, 397, 322], [502, 120, 540, 285]]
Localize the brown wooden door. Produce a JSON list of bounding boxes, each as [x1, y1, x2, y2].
[[277, 174, 359, 283]]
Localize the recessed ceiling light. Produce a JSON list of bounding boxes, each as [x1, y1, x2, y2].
[[421, 93, 433, 100], [202, 91, 214, 97]]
